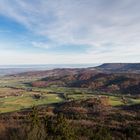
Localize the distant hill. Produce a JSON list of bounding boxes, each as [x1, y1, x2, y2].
[[5, 63, 140, 95], [4, 63, 140, 77], [31, 71, 140, 95], [96, 63, 140, 73], [0, 68, 34, 76], [0, 64, 99, 76]]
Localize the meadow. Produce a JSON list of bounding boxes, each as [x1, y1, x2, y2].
[[0, 75, 140, 113]]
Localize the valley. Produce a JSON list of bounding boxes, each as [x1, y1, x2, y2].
[[0, 63, 140, 113], [0, 63, 140, 140]]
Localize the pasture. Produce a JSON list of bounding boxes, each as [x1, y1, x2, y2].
[[0, 76, 140, 113]]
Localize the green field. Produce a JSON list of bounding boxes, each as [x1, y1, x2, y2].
[[0, 76, 140, 113], [0, 92, 63, 113]]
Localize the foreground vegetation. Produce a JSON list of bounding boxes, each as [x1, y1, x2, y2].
[[0, 101, 140, 140]]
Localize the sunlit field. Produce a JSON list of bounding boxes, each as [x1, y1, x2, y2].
[[0, 75, 140, 113]]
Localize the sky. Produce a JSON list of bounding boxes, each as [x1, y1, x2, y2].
[[0, 0, 140, 65]]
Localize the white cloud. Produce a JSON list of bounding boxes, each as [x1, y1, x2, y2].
[[0, 0, 140, 64]]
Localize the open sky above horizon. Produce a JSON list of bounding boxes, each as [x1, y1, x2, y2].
[[0, 0, 140, 65]]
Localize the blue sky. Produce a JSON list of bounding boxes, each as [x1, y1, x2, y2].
[[0, 0, 140, 64]]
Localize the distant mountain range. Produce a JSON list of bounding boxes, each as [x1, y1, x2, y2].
[[0, 64, 99, 76], [6, 63, 140, 77], [95, 63, 140, 73], [4, 63, 140, 95]]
